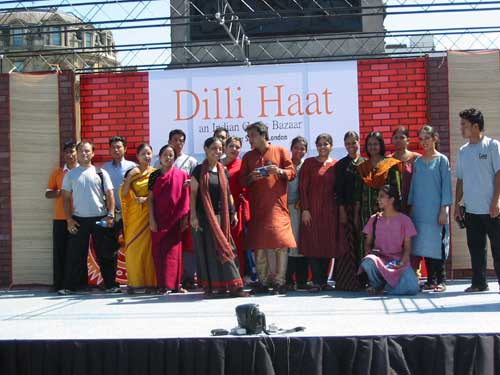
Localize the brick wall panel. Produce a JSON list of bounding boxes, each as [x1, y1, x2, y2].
[[80, 72, 149, 163]]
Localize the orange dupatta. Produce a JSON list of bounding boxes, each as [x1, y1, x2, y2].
[[357, 157, 403, 189]]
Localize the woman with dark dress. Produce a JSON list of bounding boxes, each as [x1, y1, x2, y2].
[[190, 137, 248, 298], [333, 131, 365, 291]]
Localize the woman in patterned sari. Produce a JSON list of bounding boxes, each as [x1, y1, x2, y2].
[[356, 131, 403, 265], [120, 143, 157, 293]]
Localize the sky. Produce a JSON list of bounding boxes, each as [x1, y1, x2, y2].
[[4, 0, 500, 67]]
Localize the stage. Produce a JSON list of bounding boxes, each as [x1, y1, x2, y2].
[[1, 280, 499, 374]]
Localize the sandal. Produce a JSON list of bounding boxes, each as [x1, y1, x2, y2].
[[366, 286, 384, 295], [421, 282, 437, 291], [308, 284, 322, 293], [433, 283, 447, 293]]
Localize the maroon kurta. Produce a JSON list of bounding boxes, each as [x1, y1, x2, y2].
[[240, 144, 296, 250], [299, 157, 347, 258]]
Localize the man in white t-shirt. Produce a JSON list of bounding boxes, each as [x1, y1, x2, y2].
[[454, 108, 500, 292], [59, 140, 121, 295]]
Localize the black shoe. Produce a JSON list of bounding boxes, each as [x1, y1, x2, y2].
[[250, 284, 269, 295]]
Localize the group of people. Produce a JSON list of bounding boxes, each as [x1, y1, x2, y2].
[[46, 107, 500, 297]]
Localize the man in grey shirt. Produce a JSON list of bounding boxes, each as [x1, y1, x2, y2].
[[455, 108, 500, 292], [59, 140, 121, 295]]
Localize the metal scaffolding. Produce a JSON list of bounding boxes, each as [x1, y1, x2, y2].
[[1, 0, 500, 73]]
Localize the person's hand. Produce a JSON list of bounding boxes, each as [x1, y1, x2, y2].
[[135, 196, 147, 204], [339, 206, 347, 225], [454, 203, 463, 223], [150, 220, 158, 232], [265, 164, 281, 175], [191, 216, 200, 231], [302, 210, 312, 226], [393, 256, 409, 270], [490, 201, 500, 218], [248, 170, 263, 184], [180, 216, 189, 231], [231, 212, 238, 228], [438, 207, 448, 226], [104, 216, 114, 228], [67, 218, 80, 234], [184, 179, 191, 187]]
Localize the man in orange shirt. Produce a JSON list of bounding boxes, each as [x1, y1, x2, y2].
[[240, 122, 296, 294], [45, 141, 78, 291]]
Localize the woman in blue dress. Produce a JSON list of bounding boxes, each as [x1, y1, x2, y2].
[[408, 125, 453, 292]]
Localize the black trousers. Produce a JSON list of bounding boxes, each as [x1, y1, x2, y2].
[[307, 257, 330, 286], [63, 216, 119, 290], [286, 256, 309, 285], [52, 220, 69, 290], [465, 213, 500, 288], [425, 257, 446, 285]]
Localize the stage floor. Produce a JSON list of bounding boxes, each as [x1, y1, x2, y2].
[[1, 280, 499, 340]]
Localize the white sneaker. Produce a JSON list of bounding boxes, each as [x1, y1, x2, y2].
[[57, 289, 72, 295]]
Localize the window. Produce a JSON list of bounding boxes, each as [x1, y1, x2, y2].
[[50, 26, 61, 45], [85, 32, 92, 47], [14, 61, 24, 71], [12, 29, 24, 47]]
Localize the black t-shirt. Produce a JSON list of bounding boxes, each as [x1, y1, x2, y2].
[[192, 164, 231, 217]]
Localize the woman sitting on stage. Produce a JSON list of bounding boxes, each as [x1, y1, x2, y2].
[[120, 143, 157, 293], [148, 144, 190, 294], [359, 185, 420, 295], [190, 137, 248, 298]]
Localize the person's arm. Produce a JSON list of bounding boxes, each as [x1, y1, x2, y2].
[[148, 191, 157, 232], [490, 170, 500, 218], [45, 170, 60, 199], [397, 236, 412, 269], [62, 189, 79, 233], [190, 175, 201, 231], [266, 148, 296, 181], [121, 167, 140, 197], [239, 154, 263, 187], [454, 178, 464, 222], [439, 156, 453, 225], [335, 161, 347, 224], [104, 189, 115, 228], [299, 160, 312, 226]]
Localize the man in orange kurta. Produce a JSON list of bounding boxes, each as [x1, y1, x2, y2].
[[240, 122, 296, 294]]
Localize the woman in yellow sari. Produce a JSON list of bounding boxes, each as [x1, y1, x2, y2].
[[120, 143, 157, 293]]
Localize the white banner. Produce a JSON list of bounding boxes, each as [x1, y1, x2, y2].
[[149, 61, 359, 160]]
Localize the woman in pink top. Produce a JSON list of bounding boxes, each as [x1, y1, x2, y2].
[[359, 185, 419, 295]]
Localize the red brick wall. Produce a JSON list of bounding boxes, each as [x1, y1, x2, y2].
[[357, 58, 428, 154], [80, 72, 149, 163], [0, 74, 11, 287], [58, 71, 77, 165]]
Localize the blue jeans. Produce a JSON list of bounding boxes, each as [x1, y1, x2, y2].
[[361, 258, 419, 295]]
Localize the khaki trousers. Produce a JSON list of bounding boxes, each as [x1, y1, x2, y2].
[[254, 248, 288, 286]]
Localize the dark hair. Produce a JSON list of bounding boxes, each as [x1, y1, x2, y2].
[[63, 140, 76, 151], [213, 127, 229, 137], [392, 126, 409, 138], [204, 136, 223, 149], [225, 136, 242, 147], [158, 144, 177, 159], [168, 129, 186, 141], [365, 131, 386, 157], [316, 133, 333, 145], [291, 136, 308, 151], [459, 108, 484, 131], [109, 136, 127, 147], [136, 143, 152, 154], [245, 121, 269, 141], [76, 139, 94, 152], [418, 125, 440, 149], [380, 184, 402, 212], [343, 131, 359, 142]]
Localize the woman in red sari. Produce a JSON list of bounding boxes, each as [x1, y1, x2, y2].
[[300, 133, 347, 292], [222, 136, 250, 276], [148, 144, 190, 294]]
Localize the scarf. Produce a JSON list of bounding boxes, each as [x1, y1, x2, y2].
[[357, 157, 402, 189], [200, 160, 234, 264]]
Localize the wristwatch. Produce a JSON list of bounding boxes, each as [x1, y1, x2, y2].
[[106, 212, 114, 218]]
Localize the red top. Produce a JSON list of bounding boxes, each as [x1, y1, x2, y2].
[[299, 157, 347, 258]]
